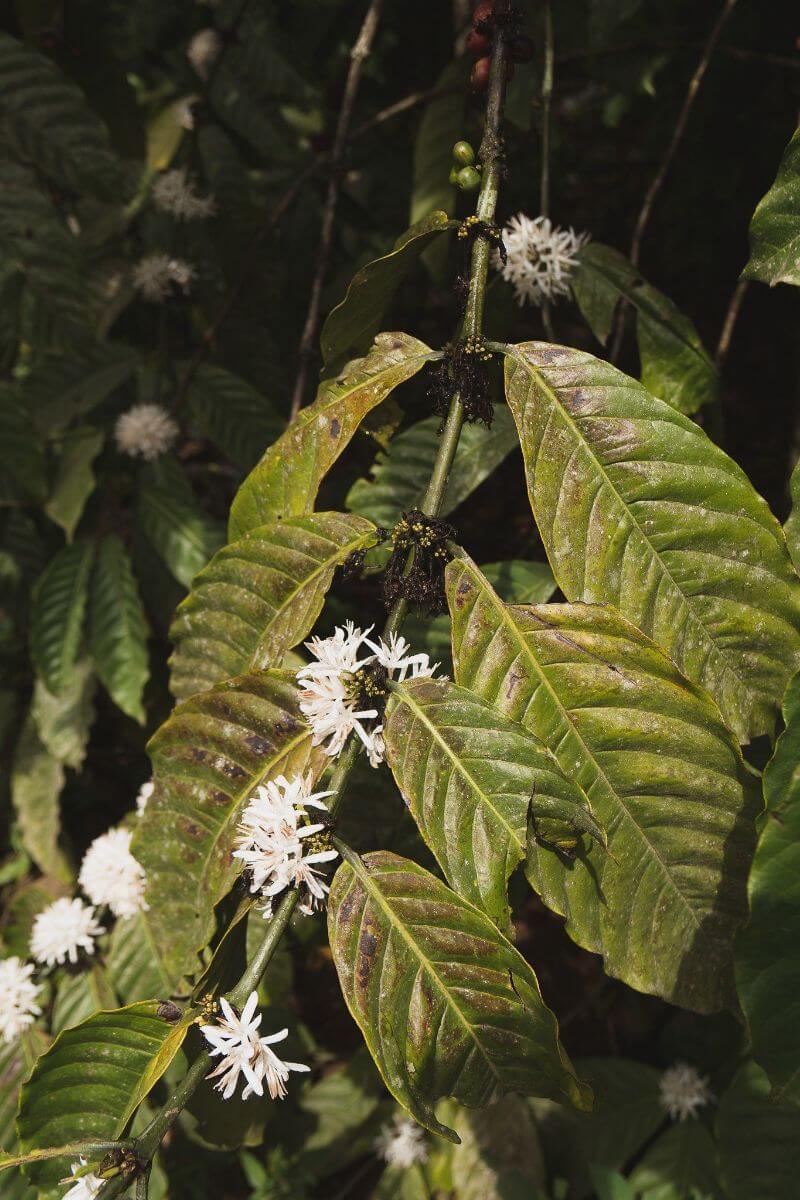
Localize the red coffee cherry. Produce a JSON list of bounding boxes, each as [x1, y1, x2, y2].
[[465, 28, 490, 55], [470, 55, 491, 91]]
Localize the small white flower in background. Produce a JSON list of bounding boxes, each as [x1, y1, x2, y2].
[[202, 991, 309, 1101], [61, 1158, 103, 1200], [297, 624, 437, 768], [187, 28, 222, 78], [175, 94, 200, 131], [131, 253, 194, 302], [659, 1062, 713, 1121], [78, 828, 148, 919], [136, 779, 154, 815], [0, 956, 41, 1043], [375, 1115, 428, 1168], [115, 403, 178, 461], [493, 213, 589, 307], [152, 167, 216, 221], [234, 774, 337, 917], [31, 898, 104, 967]]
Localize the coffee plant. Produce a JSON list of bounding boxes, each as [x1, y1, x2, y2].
[[1, 1, 799, 1198]]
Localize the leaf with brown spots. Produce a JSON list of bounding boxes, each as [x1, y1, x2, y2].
[[132, 669, 324, 980], [327, 847, 590, 1141], [502, 341, 800, 742], [229, 332, 437, 538], [169, 511, 376, 701]]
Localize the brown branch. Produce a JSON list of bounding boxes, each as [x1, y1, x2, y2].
[[288, 0, 384, 421], [609, 0, 740, 361], [715, 277, 748, 369]]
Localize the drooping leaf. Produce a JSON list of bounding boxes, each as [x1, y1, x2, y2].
[[321, 213, 454, 365], [138, 461, 225, 589], [347, 407, 519, 529], [0, 32, 126, 201], [717, 1062, 800, 1200], [132, 670, 325, 979], [186, 363, 284, 472], [629, 1121, 723, 1200], [743, 127, 800, 287], [502, 341, 800, 742], [327, 847, 591, 1142], [31, 657, 95, 770], [89, 534, 150, 723], [51, 965, 117, 1035], [447, 555, 758, 1012], [0, 383, 46, 504], [229, 332, 437, 538], [10, 715, 70, 883], [30, 538, 94, 696], [383, 676, 602, 933], [735, 671, 800, 1103], [17, 1001, 190, 1190], [169, 512, 375, 700], [44, 426, 104, 540], [106, 911, 177, 1005], [571, 243, 719, 415]]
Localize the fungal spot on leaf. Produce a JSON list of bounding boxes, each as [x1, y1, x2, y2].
[[182, 820, 203, 841], [157, 1001, 182, 1023], [189, 747, 208, 764], [244, 733, 273, 756], [275, 716, 300, 735], [356, 920, 380, 989], [330, 418, 341, 437], [220, 760, 247, 780]]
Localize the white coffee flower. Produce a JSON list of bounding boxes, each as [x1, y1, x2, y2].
[[187, 28, 222, 78], [31, 898, 105, 968], [659, 1062, 713, 1121], [296, 625, 436, 767], [0, 956, 41, 1044], [136, 779, 154, 815], [78, 828, 148, 919], [375, 1115, 428, 1168], [132, 253, 194, 302], [493, 213, 589, 307], [61, 1158, 103, 1200], [202, 991, 309, 1101], [152, 168, 216, 221], [115, 403, 178, 461], [234, 775, 337, 917]]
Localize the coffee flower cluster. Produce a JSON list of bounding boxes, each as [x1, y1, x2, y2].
[[234, 774, 337, 918], [152, 167, 216, 221], [659, 1062, 713, 1121], [493, 212, 589, 307], [115, 403, 178, 461], [202, 991, 309, 1101], [296, 625, 437, 768], [0, 957, 41, 1044]]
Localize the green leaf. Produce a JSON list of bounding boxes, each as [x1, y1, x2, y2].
[[10, 714, 70, 882], [0, 383, 46, 504], [347, 407, 519, 529], [0, 1031, 47, 1200], [107, 911, 176, 1005], [384, 676, 602, 933], [717, 1061, 800, 1200], [0, 32, 125, 201], [169, 512, 375, 701], [30, 538, 94, 695], [327, 847, 591, 1142], [138, 462, 225, 589], [321, 213, 454, 365], [31, 657, 96, 770], [736, 671, 800, 1103], [51, 965, 117, 1034], [571, 243, 719, 415], [589, 1167, 638, 1200], [447, 555, 758, 1012], [449, 1095, 547, 1200], [629, 1121, 723, 1200], [23, 345, 138, 436], [89, 534, 150, 723], [410, 61, 467, 230], [784, 458, 800, 574], [17, 1001, 190, 1190], [502, 341, 800, 742], [187, 363, 284, 472], [44, 426, 104, 540], [568, 1058, 664, 1196], [229, 332, 437, 538], [298, 1052, 386, 1177], [132, 669, 325, 979], [743, 127, 800, 287]]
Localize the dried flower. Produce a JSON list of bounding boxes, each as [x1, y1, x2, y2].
[[30, 898, 105, 968], [201, 991, 309, 1101], [78, 828, 148, 919], [0, 956, 41, 1044], [659, 1062, 713, 1121], [375, 1115, 428, 1168], [152, 168, 216, 221], [493, 213, 589, 307], [115, 404, 178, 461]]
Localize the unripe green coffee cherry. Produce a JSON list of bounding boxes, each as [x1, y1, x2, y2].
[[456, 165, 481, 192], [449, 165, 461, 185], [452, 140, 475, 166]]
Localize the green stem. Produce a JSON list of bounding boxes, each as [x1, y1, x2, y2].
[[96, 18, 512, 1195]]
